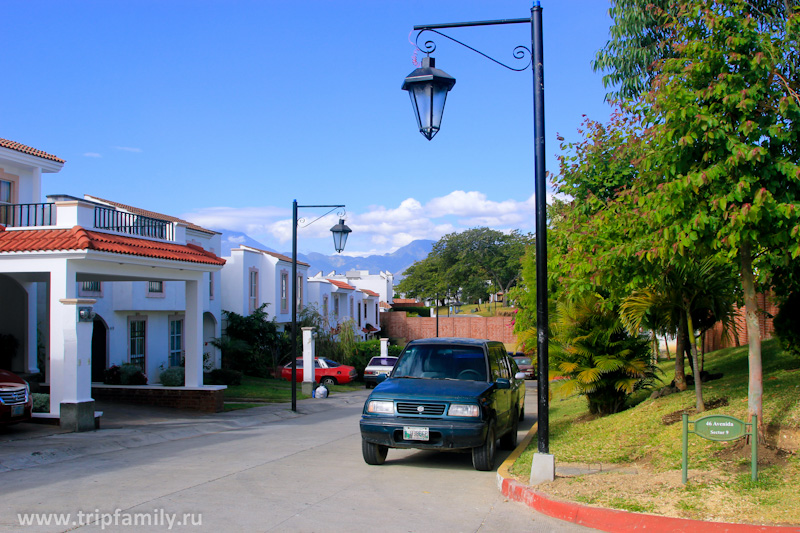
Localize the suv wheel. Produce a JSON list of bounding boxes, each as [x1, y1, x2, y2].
[[472, 424, 496, 471], [362, 438, 388, 465]]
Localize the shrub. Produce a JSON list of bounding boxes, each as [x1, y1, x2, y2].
[[550, 294, 659, 415], [159, 366, 185, 387], [120, 363, 148, 385], [32, 393, 49, 413], [104, 365, 122, 385], [774, 292, 800, 358], [205, 368, 243, 386]]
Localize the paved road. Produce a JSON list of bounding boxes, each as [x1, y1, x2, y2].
[[0, 384, 596, 532]]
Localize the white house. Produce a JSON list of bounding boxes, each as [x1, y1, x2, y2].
[[220, 245, 309, 329], [0, 137, 225, 431], [311, 269, 394, 307], [71, 195, 223, 382]]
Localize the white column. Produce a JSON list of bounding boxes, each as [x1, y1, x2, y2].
[[184, 279, 203, 387], [20, 281, 39, 373], [48, 262, 75, 415], [380, 338, 389, 358], [302, 327, 315, 384]]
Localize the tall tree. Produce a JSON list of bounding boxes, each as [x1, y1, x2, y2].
[[627, 0, 800, 427]]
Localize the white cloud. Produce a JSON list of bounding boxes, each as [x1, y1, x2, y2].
[[83, 152, 102, 158], [182, 190, 541, 256]]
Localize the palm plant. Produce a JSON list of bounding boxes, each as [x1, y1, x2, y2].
[[619, 257, 739, 413], [550, 293, 658, 415]]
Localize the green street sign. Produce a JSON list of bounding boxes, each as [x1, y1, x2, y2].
[[693, 415, 747, 441], [682, 413, 757, 484]]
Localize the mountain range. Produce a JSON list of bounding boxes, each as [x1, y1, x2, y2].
[[219, 230, 432, 278]]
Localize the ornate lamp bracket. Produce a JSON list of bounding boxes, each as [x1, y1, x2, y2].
[[414, 28, 531, 72]]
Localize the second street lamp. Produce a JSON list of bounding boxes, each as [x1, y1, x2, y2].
[[291, 201, 351, 412], [402, 2, 553, 483]]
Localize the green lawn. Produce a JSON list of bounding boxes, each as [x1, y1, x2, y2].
[[512, 339, 800, 525], [224, 374, 364, 402]]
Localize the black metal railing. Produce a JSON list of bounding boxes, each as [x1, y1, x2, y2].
[[94, 206, 173, 240], [0, 203, 56, 227]]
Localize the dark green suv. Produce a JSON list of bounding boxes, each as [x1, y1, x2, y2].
[[359, 338, 526, 471]]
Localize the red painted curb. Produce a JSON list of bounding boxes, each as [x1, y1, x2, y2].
[[500, 477, 800, 533]]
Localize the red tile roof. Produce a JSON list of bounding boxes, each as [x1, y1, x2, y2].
[[0, 226, 225, 265], [361, 289, 379, 297], [85, 195, 216, 235], [0, 138, 65, 163], [327, 279, 355, 290]]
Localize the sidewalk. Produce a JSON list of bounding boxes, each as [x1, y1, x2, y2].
[[0, 390, 369, 473], [496, 423, 800, 533]]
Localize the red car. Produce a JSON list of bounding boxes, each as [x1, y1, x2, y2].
[[0, 369, 33, 425], [281, 358, 357, 387]]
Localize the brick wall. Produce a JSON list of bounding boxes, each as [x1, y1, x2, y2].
[[702, 293, 778, 352], [380, 312, 519, 348], [91, 385, 226, 413]]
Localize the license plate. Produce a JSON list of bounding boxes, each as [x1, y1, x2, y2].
[[403, 426, 429, 441], [11, 405, 24, 417]]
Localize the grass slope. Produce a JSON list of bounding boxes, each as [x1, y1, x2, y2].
[[512, 339, 800, 526]]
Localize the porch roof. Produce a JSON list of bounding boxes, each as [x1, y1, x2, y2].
[[0, 225, 225, 265]]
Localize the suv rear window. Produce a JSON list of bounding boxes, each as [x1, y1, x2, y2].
[[392, 345, 487, 381]]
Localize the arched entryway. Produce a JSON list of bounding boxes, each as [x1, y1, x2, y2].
[[91, 315, 109, 382]]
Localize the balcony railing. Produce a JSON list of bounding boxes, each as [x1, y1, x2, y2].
[[0, 203, 56, 227], [94, 206, 173, 240]]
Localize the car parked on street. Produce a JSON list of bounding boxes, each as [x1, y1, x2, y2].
[[363, 356, 398, 388], [511, 353, 535, 380], [0, 369, 33, 425], [360, 337, 526, 471], [280, 357, 357, 387]]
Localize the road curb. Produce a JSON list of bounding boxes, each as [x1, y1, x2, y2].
[[496, 423, 800, 533]]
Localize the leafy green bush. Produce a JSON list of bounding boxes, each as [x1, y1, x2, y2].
[[104, 365, 122, 384], [120, 363, 148, 385], [550, 294, 659, 415], [159, 366, 185, 387], [205, 368, 243, 386], [215, 305, 287, 378], [32, 393, 49, 413], [774, 292, 800, 358]]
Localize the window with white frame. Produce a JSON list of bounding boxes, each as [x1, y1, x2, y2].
[[0, 179, 12, 225], [148, 281, 164, 294], [323, 295, 329, 326], [334, 296, 339, 318], [79, 281, 102, 297], [350, 297, 354, 318], [169, 317, 184, 368], [209, 273, 214, 300], [297, 274, 303, 309], [249, 269, 259, 313], [129, 318, 146, 371], [280, 271, 288, 313]]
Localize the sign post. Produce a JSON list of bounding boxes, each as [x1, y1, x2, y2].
[[682, 413, 757, 484]]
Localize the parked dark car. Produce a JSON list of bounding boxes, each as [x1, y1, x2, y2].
[[360, 338, 526, 471], [363, 356, 398, 388], [511, 353, 535, 380], [0, 369, 33, 425]]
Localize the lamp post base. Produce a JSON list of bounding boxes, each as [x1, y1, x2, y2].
[[530, 452, 555, 485]]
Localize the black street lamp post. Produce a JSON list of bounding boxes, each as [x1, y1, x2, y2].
[[291, 200, 351, 412], [403, 2, 552, 481]]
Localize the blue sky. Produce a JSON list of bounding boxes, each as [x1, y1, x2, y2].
[[2, 1, 614, 256]]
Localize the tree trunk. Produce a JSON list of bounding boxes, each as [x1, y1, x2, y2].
[[664, 335, 671, 360], [739, 241, 764, 431], [674, 312, 688, 391], [685, 306, 705, 413]]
